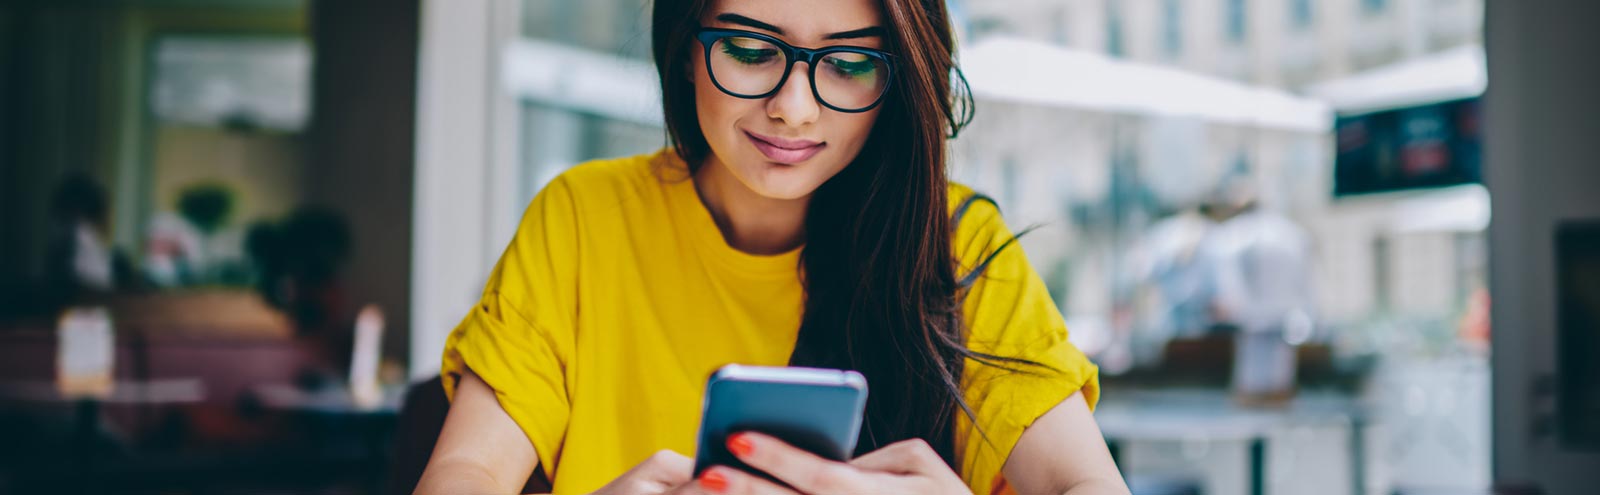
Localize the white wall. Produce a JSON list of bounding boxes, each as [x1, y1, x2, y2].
[[1485, 0, 1600, 492], [410, 0, 523, 379]]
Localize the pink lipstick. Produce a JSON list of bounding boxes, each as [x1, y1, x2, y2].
[[745, 130, 825, 164]]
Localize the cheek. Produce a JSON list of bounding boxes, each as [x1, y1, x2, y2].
[[808, 112, 880, 184], [832, 110, 881, 155], [693, 69, 751, 152], [692, 64, 723, 122]]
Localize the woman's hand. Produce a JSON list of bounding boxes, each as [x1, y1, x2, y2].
[[694, 432, 970, 495], [589, 450, 698, 495]]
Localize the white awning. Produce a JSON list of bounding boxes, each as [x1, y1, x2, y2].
[[959, 37, 1333, 133], [1304, 44, 1486, 115]]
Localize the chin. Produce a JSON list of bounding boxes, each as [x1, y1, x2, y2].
[[757, 187, 816, 201], [745, 176, 821, 201], [735, 164, 827, 201]]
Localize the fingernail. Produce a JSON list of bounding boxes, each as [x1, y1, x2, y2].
[[699, 469, 728, 493], [727, 433, 755, 457]]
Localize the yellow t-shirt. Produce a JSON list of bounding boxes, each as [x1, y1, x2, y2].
[[441, 149, 1098, 495]]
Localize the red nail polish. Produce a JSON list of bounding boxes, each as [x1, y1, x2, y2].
[[727, 433, 755, 457], [700, 470, 728, 493]]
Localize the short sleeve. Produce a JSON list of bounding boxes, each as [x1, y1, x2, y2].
[[440, 175, 581, 479], [951, 197, 1101, 495]]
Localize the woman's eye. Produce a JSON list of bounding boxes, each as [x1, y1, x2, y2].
[[720, 40, 778, 65], [826, 56, 877, 77]]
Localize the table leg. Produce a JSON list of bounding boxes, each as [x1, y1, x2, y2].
[[1350, 418, 1366, 495], [1250, 437, 1266, 495], [74, 399, 100, 494]]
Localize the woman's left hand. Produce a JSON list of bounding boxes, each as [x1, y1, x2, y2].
[[696, 432, 971, 495]]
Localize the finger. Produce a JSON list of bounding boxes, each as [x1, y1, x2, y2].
[[727, 432, 865, 494], [639, 449, 696, 486], [663, 476, 714, 495], [849, 438, 944, 475], [663, 478, 714, 495], [696, 466, 799, 495]]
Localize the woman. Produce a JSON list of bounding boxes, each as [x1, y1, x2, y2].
[[415, 0, 1127, 493]]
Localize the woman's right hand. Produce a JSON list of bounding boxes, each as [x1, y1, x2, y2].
[[590, 450, 712, 495]]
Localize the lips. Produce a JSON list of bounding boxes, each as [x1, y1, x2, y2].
[[745, 130, 826, 164]]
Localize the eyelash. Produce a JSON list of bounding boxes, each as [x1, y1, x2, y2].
[[720, 43, 778, 64], [825, 58, 876, 77]]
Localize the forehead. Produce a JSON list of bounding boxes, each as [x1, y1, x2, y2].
[[703, 0, 885, 43]]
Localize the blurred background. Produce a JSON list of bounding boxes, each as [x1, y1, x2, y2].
[[0, 0, 1595, 494]]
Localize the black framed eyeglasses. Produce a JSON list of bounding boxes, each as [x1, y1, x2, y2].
[[695, 28, 895, 113]]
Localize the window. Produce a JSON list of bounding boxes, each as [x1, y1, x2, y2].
[[1225, 0, 1248, 42], [1107, 0, 1126, 57], [1291, 0, 1315, 29], [1053, 7, 1069, 46], [1163, 0, 1183, 56], [967, 17, 1010, 42]]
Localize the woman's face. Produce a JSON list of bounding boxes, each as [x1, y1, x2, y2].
[[694, 0, 886, 200]]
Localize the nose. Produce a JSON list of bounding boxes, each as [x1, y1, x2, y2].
[[766, 62, 820, 127]]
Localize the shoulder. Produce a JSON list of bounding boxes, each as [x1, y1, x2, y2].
[[946, 181, 1011, 265], [946, 181, 980, 214], [508, 149, 679, 244]]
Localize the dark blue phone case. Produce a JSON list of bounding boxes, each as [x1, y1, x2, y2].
[[691, 365, 869, 482]]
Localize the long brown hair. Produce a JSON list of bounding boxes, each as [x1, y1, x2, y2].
[[653, 0, 1035, 468]]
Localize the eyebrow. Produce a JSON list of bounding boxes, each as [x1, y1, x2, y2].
[[714, 13, 886, 40]]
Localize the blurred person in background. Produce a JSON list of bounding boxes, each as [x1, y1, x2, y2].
[[1121, 207, 1218, 346], [415, 0, 1126, 494], [1121, 172, 1314, 403], [43, 173, 137, 312], [1200, 174, 1315, 404]]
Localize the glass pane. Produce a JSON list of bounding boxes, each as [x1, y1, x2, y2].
[[516, 0, 660, 203], [507, 1, 1492, 492]]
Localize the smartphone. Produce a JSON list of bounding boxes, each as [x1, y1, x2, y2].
[[692, 364, 869, 479]]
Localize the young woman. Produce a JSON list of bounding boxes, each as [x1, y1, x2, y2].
[[415, 0, 1127, 493]]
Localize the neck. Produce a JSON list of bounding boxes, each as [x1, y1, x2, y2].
[[693, 156, 809, 255]]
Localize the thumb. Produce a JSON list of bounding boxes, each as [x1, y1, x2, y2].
[[638, 450, 695, 485]]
